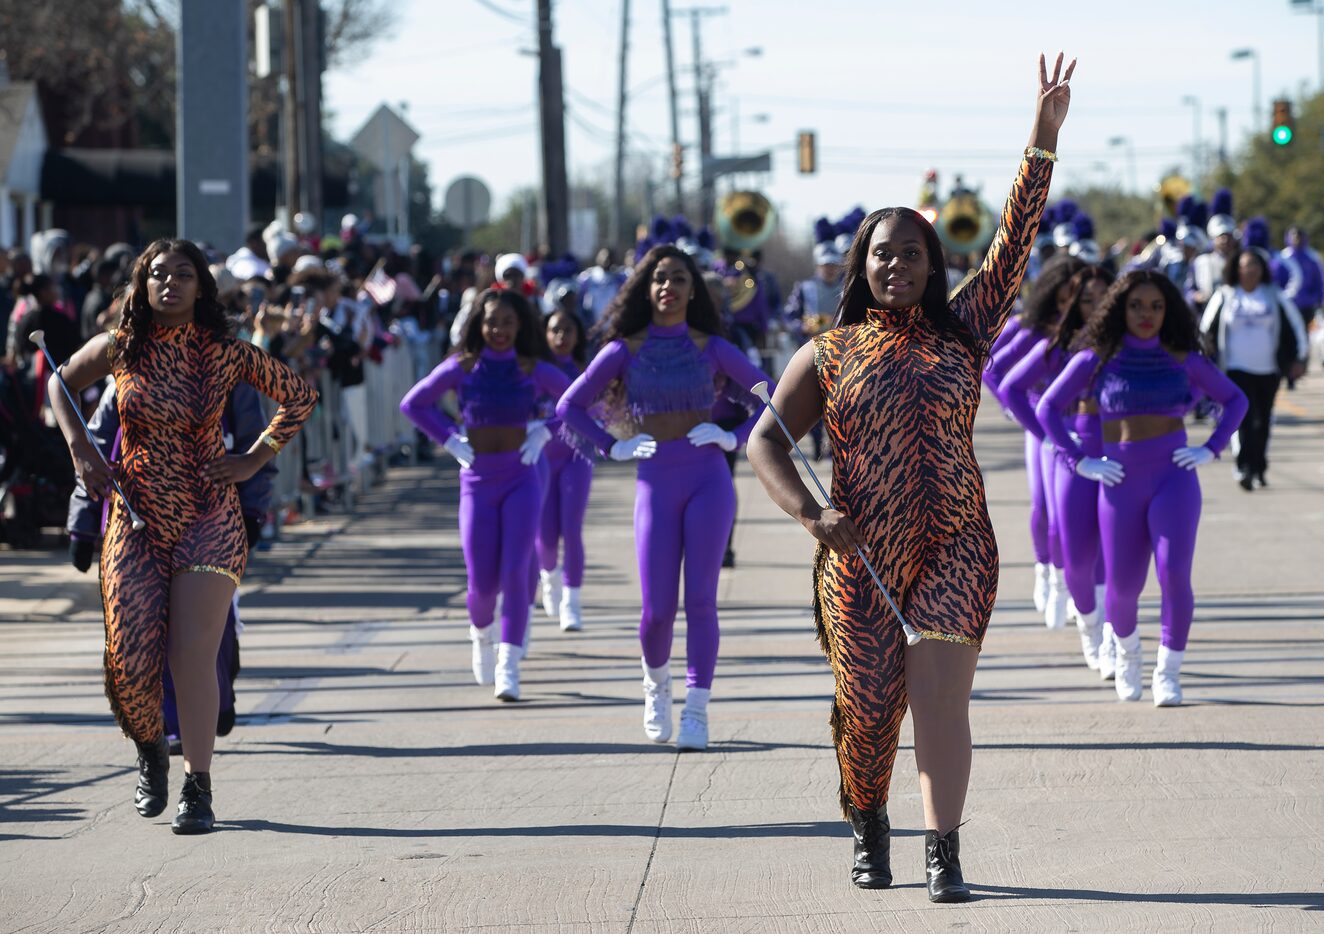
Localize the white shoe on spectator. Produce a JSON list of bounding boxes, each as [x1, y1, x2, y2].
[[1152, 645, 1184, 707], [677, 688, 710, 751], [1098, 622, 1117, 681], [642, 662, 672, 743], [470, 625, 495, 685], [495, 643, 524, 702], [539, 567, 560, 618], [1075, 606, 1102, 670], [1114, 631, 1143, 702], [1045, 568, 1068, 630], [559, 586, 583, 632], [1033, 562, 1050, 613]]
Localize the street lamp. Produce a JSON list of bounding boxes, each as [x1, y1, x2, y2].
[[1289, 0, 1324, 91], [1108, 135, 1138, 195], [1230, 48, 1262, 131], [1181, 95, 1202, 189]]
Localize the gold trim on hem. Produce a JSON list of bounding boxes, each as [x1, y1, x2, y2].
[[174, 565, 241, 586], [913, 629, 982, 649], [258, 432, 282, 453]]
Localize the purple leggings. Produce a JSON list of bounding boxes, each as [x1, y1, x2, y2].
[[1053, 413, 1105, 614], [635, 439, 735, 689], [459, 451, 542, 646], [1099, 430, 1201, 651], [1027, 431, 1062, 567], [536, 441, 594, 587]]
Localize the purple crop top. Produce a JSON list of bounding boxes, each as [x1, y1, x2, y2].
[[556, 321, 771, 457], [1036, 334, 1249, 469], [399, 347, 572, 444]]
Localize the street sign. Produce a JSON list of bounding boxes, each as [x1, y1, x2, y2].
[[704, 152, 772, 178], [443, 176, 493, 229]]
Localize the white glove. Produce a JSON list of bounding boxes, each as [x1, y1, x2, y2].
[[686, 422, 738, 452], [1041, 436, 1056, 453], [1076, 456, 1125, 487], [443, 434, 475, 470], [1172, 445, 1215, 470], [609, 433, 657, 461], [519, 420, 552, 465]]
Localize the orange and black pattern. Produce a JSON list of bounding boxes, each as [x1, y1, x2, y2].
[[812, 154, 1052, 815], [100, 322, 317, 741]]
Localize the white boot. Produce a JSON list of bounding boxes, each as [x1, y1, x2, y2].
[[642, 662, 673, 743], [470, 624, 496, 685], [1152, 645, 1184, 707], [495, 642, 524, 702], [1097, 621, 1117, 681], [1045, 567, 1068, 630], [677, 687, 710, 751], [1033, 562, 1051, 613], [1075, 606, 1102, 670], [539, 567, 560, 618], [559, 586, 583, 632], [1114, 631, 1143, 701]]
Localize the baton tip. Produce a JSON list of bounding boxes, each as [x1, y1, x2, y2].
[[29, 329, 46, 346], [130, 517, 147, 532], [750, 381, 771, 403]]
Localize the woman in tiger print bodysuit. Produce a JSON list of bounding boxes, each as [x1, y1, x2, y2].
[[49, 240, 317, 835], [747, 54, 1074, 902]]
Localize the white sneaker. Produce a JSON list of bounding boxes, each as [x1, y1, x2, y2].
[[495, 643, 524, 701], [1045, 568, 1068, 630], [470, 625, 496, 685], [1075, 606, 1102, 670], [642, 662, 673, 743], [1152, 645, 1184, 707], [539, 567, 560, 619], [1098, 622, 1117, 681], [677, 688, 710, 751], [1114, 631, 1143, 701], [559, 586, 583, 632], [1033, 562, 1051, 613]]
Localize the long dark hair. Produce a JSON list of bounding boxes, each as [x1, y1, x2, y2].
[[118, 239, 232, 367], [544, 308, 588, 366], [1022, 253, 1087, 336], [1052, 265, 1115, 356], [593, 244, 723, 344], [1223, 246, 1272, 288], [457, 287, 547, 358], [1076, 269, 1203, 368], [836, 207, 976, 351]]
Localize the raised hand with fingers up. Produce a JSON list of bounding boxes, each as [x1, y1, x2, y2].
[[1031, 51, 1076, 152]]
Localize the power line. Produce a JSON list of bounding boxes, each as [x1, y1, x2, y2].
[[471, 0, 527, 24]]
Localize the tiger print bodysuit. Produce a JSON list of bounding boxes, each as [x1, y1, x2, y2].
[[101, 321, 317, 742], [812, 153, 1052, 816]]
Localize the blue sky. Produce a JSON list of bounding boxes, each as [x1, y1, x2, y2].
[[325, 0, 1317, 243]]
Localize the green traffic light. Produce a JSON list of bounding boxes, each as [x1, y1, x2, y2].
[[1272, 124, 1293, 145]]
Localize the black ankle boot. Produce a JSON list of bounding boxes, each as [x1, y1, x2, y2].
[[171, 772, 215, 835], [848, 805, 892, 888], [134, 736, 169, 818], [925, 828, 971, 902]]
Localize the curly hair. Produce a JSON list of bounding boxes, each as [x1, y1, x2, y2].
[[592, 244, 723, 345], [1075, 269, 1203, 369], [1021, 253, 1087, 336], [836, 207, 978, 352], [116, 239, 233, 367], [1051, 265, 1115, 356], [457, 287, 548, 359]]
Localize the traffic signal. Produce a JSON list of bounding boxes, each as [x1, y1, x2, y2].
[[1271, 99, 1294, 146], [797, 131, 817, 174], [670, 143, 684, 179]]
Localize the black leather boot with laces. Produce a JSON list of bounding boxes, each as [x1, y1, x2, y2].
[[925, 828, 971, 902], [171, 772, 214, 835], [848, 805, 892, 888], [134, 736, 169, 818]]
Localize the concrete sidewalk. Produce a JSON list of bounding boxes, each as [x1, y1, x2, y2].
[[1, 381, 1322, 933]]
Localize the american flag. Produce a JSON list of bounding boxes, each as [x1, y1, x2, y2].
[[363, 264, 396, 306]]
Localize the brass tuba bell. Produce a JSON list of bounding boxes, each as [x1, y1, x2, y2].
[[1156, 173, 1192, 217], [716, 191, 777, 252], [935, 177, 995, 256]]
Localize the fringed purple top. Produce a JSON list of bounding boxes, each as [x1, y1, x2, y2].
[[1036, 334, 1248, 469], [556, 321, 770, 457], [399, 347, 572, 444], [998, 337, 1065, 440]]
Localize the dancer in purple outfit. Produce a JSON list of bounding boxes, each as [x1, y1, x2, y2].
[[535, 309, 594, 632], [1002, 266, 1114, 670], [400, 288, 571, 702], [987, 254, 1085, 624], [557, 245, 770, 751], [1037, 270, 1247, 705]]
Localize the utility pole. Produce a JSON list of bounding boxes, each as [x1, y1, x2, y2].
[[1215, 106, 1229, 167], [537, 0, 570, 255], [611, 0, 630, 249], [684, 8, 726, 226], [298, 0, 325, 229], [660, 0, 684, 216], [281, 0, 301, 223]]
